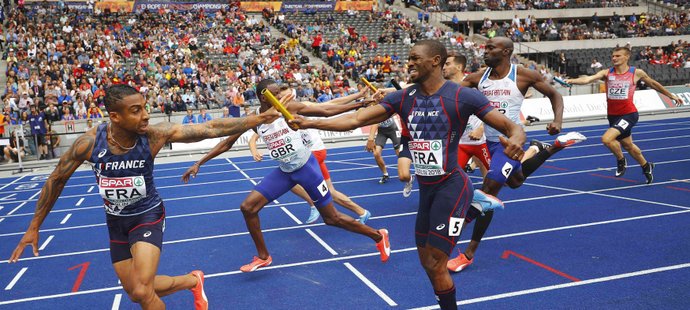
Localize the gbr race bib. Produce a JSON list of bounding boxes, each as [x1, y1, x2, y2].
[[409, 140, 445, 176], [99, 176, 147, 214]]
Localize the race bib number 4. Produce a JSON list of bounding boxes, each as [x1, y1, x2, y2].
[[409, 140, 445, 176], [99, 176, 147, 213]]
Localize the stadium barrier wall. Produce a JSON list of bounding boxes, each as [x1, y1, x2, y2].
[[520, 89, 687, 122]]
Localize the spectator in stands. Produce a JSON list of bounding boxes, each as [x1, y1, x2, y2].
[[46, 128, 60, 159], [221, 107, 231, 118], [18, 92, 32, 112], [3, 130, 24, 163], [591, 58, 603, 69], [182, 108, 196, 125], [45, 103, 61, 123], [197, 108, 212, 124], [88, 103, 104, 119], [0, 107, 8, 138], [28, 105, 48, 160]]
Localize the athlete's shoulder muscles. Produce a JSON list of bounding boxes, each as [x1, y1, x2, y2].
[[635, 68, 651, 82], [147, 122, 175, 155], [462, 71, 483, 87]]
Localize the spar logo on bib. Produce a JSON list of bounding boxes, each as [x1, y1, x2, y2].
[[98, 176, 147, 213], [409, 140, 445, 176]]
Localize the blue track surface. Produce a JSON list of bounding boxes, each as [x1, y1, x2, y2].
[[1, 117, 689, 309]]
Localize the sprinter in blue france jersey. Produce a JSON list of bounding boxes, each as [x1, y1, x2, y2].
[[9, 84, 280, 310], [290, 40, 526, 310]]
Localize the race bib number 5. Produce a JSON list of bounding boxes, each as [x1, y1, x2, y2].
[[409, 140, 445, 176]]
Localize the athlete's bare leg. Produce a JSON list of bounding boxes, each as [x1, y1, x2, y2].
[[601, 128, 625, 160], [316, 202, 382, 241], [619, 135, 647, 166], [373, 145, 388, 176], [113, 242, 197, 309], [327, 178, 366, 216], [240, 191, 272, 259], [398, 157, 412, 182]]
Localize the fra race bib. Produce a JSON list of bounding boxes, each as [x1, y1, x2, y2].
[[409, 140, 445, 176], [99, 176, 147, 214]]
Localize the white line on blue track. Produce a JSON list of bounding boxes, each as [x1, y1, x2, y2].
[[39, 235, 54, 251], [305, 228, 338, 255], [60, 214, 72, 225], [5, 267, 28, 291], [344, 262, 397, 306]]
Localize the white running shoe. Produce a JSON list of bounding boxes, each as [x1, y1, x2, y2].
[[402, 175, 415, 198], [554, 132, 587, 148]]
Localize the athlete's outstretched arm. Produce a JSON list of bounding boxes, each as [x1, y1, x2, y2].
[[248, 133, 263, 162], [181, 133, 243, 183], [525, 69, 564, 135], [302, 91, 367, 106], [290, 104, 392, 131], [636, 69, 681, 102], [481, 109, 527, 159], [565, 69, 607, 85], [147, 108, 279, 154], [288, 97, 371, 117], [9, 133, 95, 262]]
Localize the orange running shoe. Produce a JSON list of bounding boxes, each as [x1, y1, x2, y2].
[[376, 229, 391, 262], [447, 252, 474, 273], [189, 270, 208, 310], [240, 256, 273, 272]]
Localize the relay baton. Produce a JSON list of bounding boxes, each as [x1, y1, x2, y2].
[[390, 79, 402, 90], [361, 77, 378, 92], [261, 88, 299, 128], [554, 77, 572, 88]]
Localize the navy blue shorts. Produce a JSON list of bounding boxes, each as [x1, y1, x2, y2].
[[485, 140, 522, 184], [607, 112, 638, 140], [399, 135, 412, 159], [255, 155, 333, 208], [106, 205, 165, 263], [415, 171, 474, 255]]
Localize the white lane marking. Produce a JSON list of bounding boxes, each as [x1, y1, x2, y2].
[[75, 198, 85, 207], [111, 294, 122, 310], [87, 186, 94, 193], [6, 190, 41, 215], [305, 229, 338, 255], [5, 267, 28, 290], [0, 174, 27, 191], [344, 262, 397, 306], [226, 158, 302, 225], [60, 214, 72, 225], [410, 262, 690, 309], [38, 235, 54, 251]]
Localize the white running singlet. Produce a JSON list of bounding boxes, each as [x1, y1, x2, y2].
[[258, 118, 311, 172], [301, 128, 326, 152], [459, 115, 486, 145], [478, 64, 525, 142]]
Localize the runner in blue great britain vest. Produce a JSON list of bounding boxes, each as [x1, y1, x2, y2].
[[290, 40, 526, 310], [10, 84, 280, 310], [181, 79, 391, 274]]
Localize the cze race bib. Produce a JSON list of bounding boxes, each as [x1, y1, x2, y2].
[[607, 83, 630, 100], [409, 140, 445, 176], [99, 176, 147, 214]]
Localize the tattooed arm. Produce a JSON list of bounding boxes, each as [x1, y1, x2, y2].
[[9, 131, 95, 263], [147, 108, 280, 156]]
